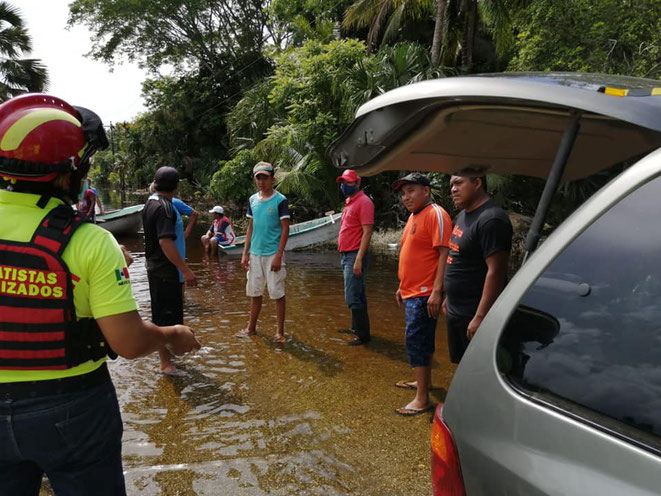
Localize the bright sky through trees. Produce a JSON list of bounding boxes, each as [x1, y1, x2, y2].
[[18, 0, 147, 123]]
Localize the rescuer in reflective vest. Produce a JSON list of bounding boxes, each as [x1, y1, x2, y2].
[[0, 94, 201, 495]]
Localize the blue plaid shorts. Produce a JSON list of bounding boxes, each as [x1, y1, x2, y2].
[[404, 296, 437, 367]]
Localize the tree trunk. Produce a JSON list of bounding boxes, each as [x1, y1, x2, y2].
[[461, 0, 478, 70], [431, 0, 448, 66]]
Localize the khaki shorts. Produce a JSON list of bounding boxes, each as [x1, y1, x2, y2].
[[246, 253, 286, 299]]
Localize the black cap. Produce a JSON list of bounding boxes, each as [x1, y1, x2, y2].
[[392, 172, 431, 191], [154, 166, 180, 192]]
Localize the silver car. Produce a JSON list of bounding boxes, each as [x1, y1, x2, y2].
[[329, 73, 661, 495]]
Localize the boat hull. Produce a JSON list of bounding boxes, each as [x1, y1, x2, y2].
[[219, 213, 342, 258], [96, 205, 144, 236]]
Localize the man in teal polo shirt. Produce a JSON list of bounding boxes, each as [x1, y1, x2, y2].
[[237, 162, 290, 342]]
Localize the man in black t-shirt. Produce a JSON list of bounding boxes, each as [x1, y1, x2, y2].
[[143, 166, 197, 374], [443, 168, 513, 363]]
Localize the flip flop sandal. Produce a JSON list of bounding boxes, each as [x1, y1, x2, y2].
[[159, 368, 184, 376], [395, 380, 417, 390], [395, 405, 434, 417]]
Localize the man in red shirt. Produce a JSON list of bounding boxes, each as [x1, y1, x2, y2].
[[336, 169, 374, 345], [393, 173, 452, 416]]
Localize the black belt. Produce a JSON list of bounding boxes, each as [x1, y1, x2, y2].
[[0, 362, 111, 400]]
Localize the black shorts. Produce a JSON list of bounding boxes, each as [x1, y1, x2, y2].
[[148, 274, 183, 326], [446, 313, 472, 364]]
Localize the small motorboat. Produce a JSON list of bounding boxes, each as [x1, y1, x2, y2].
[[218, 212, 342, 257], [96, 205, 144, 236]]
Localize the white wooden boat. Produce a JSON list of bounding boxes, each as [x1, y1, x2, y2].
[[96, 205, 144, 236], [218, 212, 342, 257]]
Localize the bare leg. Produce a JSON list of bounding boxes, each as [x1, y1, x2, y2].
[[273, 296, 286, 341], [403, 366, 432, 410], [209, 239, 218, 257], [159, 347, 176, 373], [201, 235, 210, 253], [236, 296, 262, 336]]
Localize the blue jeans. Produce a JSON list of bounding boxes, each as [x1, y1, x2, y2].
[[341, 251, 369, 310], [405, 296, 438, 367], [0, 381, 125, 495]]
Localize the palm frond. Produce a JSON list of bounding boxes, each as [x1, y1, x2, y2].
[[0, 25, 30, 55], [0, 2, 24, 30], [0, 3, 48, 100], [226, 79, 278, 152], [380, 3, 405, 45], [0, 58, 48, 93], [478, 0, 514, 57], [342, 0, 388, 29], [366, 0, 395, 50]]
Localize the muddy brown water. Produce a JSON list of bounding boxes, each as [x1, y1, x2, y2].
[[49, 236, 458, 495]]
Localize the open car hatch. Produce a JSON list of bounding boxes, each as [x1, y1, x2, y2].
[[328, 73, 661, 182], [328, 73, 661, 256]]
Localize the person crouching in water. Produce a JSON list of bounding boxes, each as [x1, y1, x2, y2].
[[201, 205, 236, 256]]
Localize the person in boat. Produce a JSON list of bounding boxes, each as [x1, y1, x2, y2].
[[237, 162, 290, 343], [393, 173, 452, 416], [76, 177, 101, 221], [87, 178, 105, 216], [143, 168, 198, 374], [201, 205, 236, 256], [0, 94, 200, 493], [336, 169, 374, 346], [443, 167, 513, 363]]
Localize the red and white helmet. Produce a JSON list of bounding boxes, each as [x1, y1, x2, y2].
[[0, 93, 108, 182]]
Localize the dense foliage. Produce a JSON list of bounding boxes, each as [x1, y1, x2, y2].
[[59, 0, 661, 227], [510, 0, 661, 78]]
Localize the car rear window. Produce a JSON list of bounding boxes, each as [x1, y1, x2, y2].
[[499, 175, 661, 452]]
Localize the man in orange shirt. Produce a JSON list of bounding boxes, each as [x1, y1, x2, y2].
[[393, 173, 452, 416]]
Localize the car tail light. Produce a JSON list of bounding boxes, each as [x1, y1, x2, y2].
[[431, 404, 466, 496]]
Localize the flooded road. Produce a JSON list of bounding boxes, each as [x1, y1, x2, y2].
[[109, 236, 457, 495]]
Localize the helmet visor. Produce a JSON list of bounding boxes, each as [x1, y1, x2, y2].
[[73, 106, 109, 166]]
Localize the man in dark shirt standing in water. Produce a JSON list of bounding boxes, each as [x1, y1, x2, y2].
[[443, 168, 513, 363], [143, 166, 198, 374]]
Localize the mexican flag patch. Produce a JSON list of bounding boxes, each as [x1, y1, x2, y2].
[[115, 267, 130, 281]]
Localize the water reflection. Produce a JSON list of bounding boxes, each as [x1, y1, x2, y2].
[[102, 237, 457, 494]]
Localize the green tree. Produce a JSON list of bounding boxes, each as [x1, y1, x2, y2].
[[68, 0, 278, 193], [68, 0, 275, 75], [342, 0, 529, 70], [342, 0, 436, 53], [0, 2, 48, 100], [346, 41, 454, 109], [509, 0, 661, 77], [226, 79, 279, 152], [268, 39, 370, 151], [225, 40, 447, 220], [210, 149, 258, 207], [270, 0, 355, 45]]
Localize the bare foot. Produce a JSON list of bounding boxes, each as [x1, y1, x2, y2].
[[403, 399, 432, 411], [272, 333, 286, 343], [395, 404, 434, 416], [159, 366, 183, 376], [235, 328, 256, 338]]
